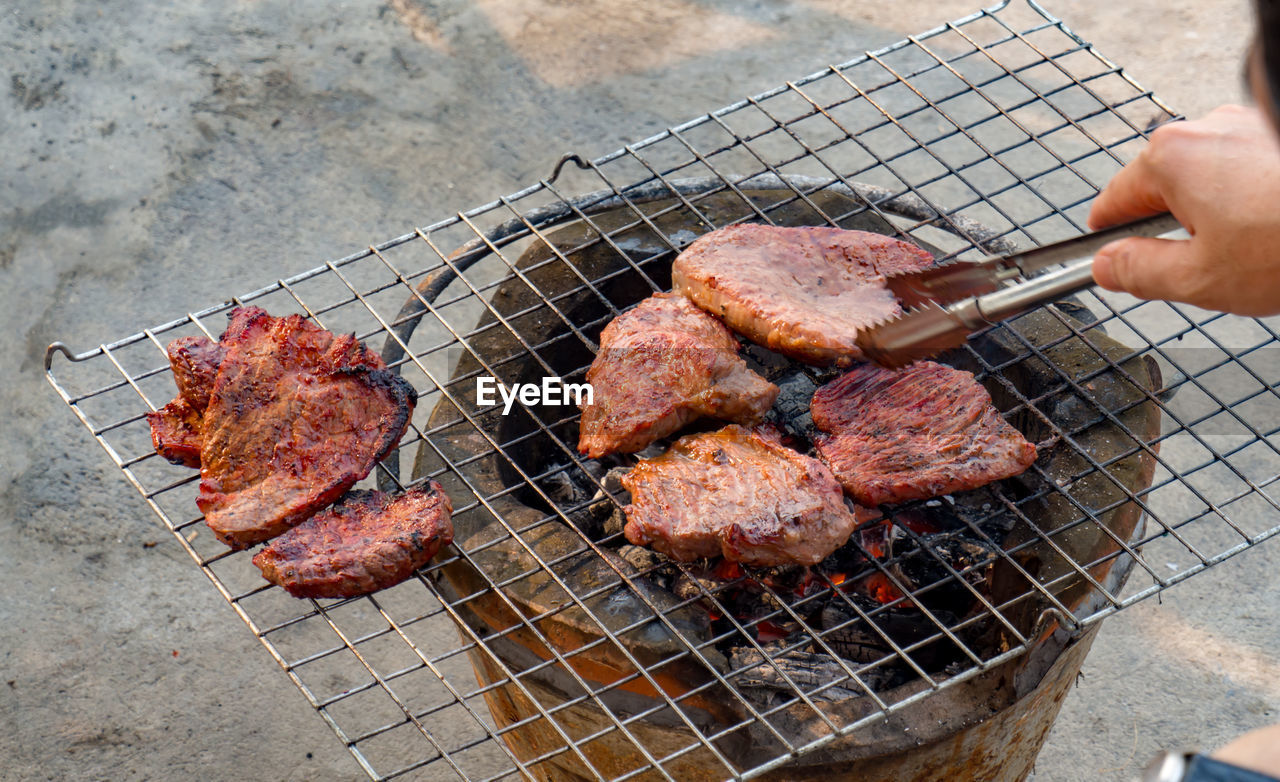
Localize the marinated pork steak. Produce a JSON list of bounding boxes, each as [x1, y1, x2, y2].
[[622, 425, 858, 567], [578, 292, 778, 458], [811, 361, 1038, 506], [147, 336, 225, 468], [197, 307, 416, 549], [671, 224, 935, 366], [147, 315, 389, 469], [148, 398, 205, 468], [168, 335, 225, 411], [253, 481, 453, 599]]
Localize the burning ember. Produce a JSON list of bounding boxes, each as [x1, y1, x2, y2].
[[845, 512, 945, 607], [862, 573, 904, 605], [546, 445, 1013, 682], [506, 277, 1151, 704], [539, 437, 1009, 665], [658, 509, 958, 647]]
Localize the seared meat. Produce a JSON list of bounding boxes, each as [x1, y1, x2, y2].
[[148, 399, 205, 468], [671, 224, 935, 366], [622, 424, 858, 567], [811, 361, 1037, 505], [167, 335, 225, 411], [197, 307, 416, 549], [147, 315, 388, 470], [147, 336, 225, 467], [578, 292, 778, 458], [253, 481, 453, 599]]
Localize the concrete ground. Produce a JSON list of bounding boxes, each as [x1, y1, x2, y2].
[[2, 0, 1276, 780]]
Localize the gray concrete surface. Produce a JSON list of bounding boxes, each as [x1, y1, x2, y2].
[[2, 0, 1276, 780]]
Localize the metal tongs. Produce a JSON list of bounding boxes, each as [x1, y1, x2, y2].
[[855, 213, 1181, 367]]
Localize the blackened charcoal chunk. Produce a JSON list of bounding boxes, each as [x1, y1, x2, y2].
[[765, 369, 819, 444]]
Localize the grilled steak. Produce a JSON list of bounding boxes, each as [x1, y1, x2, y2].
[[671, 224, 935, 366], [253, 481, 453, 599], [146, 316, 388, 469], [147, 336, 225, 467], [197, 307, 416, 549], [622, 424, 858, 567], [168, 335, 225, 411], [578, 292, 778, 458], [811, 361, 1037, 505], [148, 399, 205, 468]]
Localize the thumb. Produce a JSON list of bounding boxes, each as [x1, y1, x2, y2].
[[1092, 236, 1200, 303]]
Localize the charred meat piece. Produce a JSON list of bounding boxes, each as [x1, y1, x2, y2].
[[168, 335, 225, 411], [622, 425, 859, 567], [811, 361, 1037, 506], [147, 313, 388, 469], [672, 224, 935, 366], [578, 292, 778, 458], [148, 399, 205, 468], [147, 336, 225, 468], [253, 481, 453, 599], [198, 307, 416, 549]]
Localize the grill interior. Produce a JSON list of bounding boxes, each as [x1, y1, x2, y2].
[[45, 1, 1280, 780], [408, 177, 1162, 780]]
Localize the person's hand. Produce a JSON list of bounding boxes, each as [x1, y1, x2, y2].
[[1211, 722, 1280, 777], [1088, 104, 1280, 317]]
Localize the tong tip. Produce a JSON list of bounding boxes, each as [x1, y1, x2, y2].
[[855, 302, 971, 369], [881, 259, 1003, 310]]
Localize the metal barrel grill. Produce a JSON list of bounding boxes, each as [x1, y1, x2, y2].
[[44, 1, 1280, 780]]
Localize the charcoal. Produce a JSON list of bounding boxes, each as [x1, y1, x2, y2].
[[741, 343, 795, 379], [672, 569, 727, 603], [729, 645, 898, 702], [543, 461, 627, 539], [543, 467, 580, 504], [617, 544, 663, 573], [670, 560, 758, 604], [601, 466, 628, 496], [764, 369, 819, 442], [819, 601, 962, 669]]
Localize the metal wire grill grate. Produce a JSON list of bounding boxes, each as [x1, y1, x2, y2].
[[45, 1, 1280, 779]]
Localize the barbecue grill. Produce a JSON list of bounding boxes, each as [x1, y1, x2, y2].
[[44, 1, 1280, 779]]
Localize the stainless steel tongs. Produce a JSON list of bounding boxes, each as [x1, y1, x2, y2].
[[854, 213, 1181, 368]]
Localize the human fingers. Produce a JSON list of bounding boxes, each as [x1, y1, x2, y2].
[[1087, 150, 1171, 231], [1091, 236, 1203, 304]]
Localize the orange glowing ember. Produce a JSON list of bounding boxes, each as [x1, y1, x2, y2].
[[898, 513, 942, 537], [829, 572, 847, 587], [715, 560, 743, 581], [859, 521, 892, 559], [792, 569, 820, 597], [863, 573, 904, 604], [755, 619, 789, 642]]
